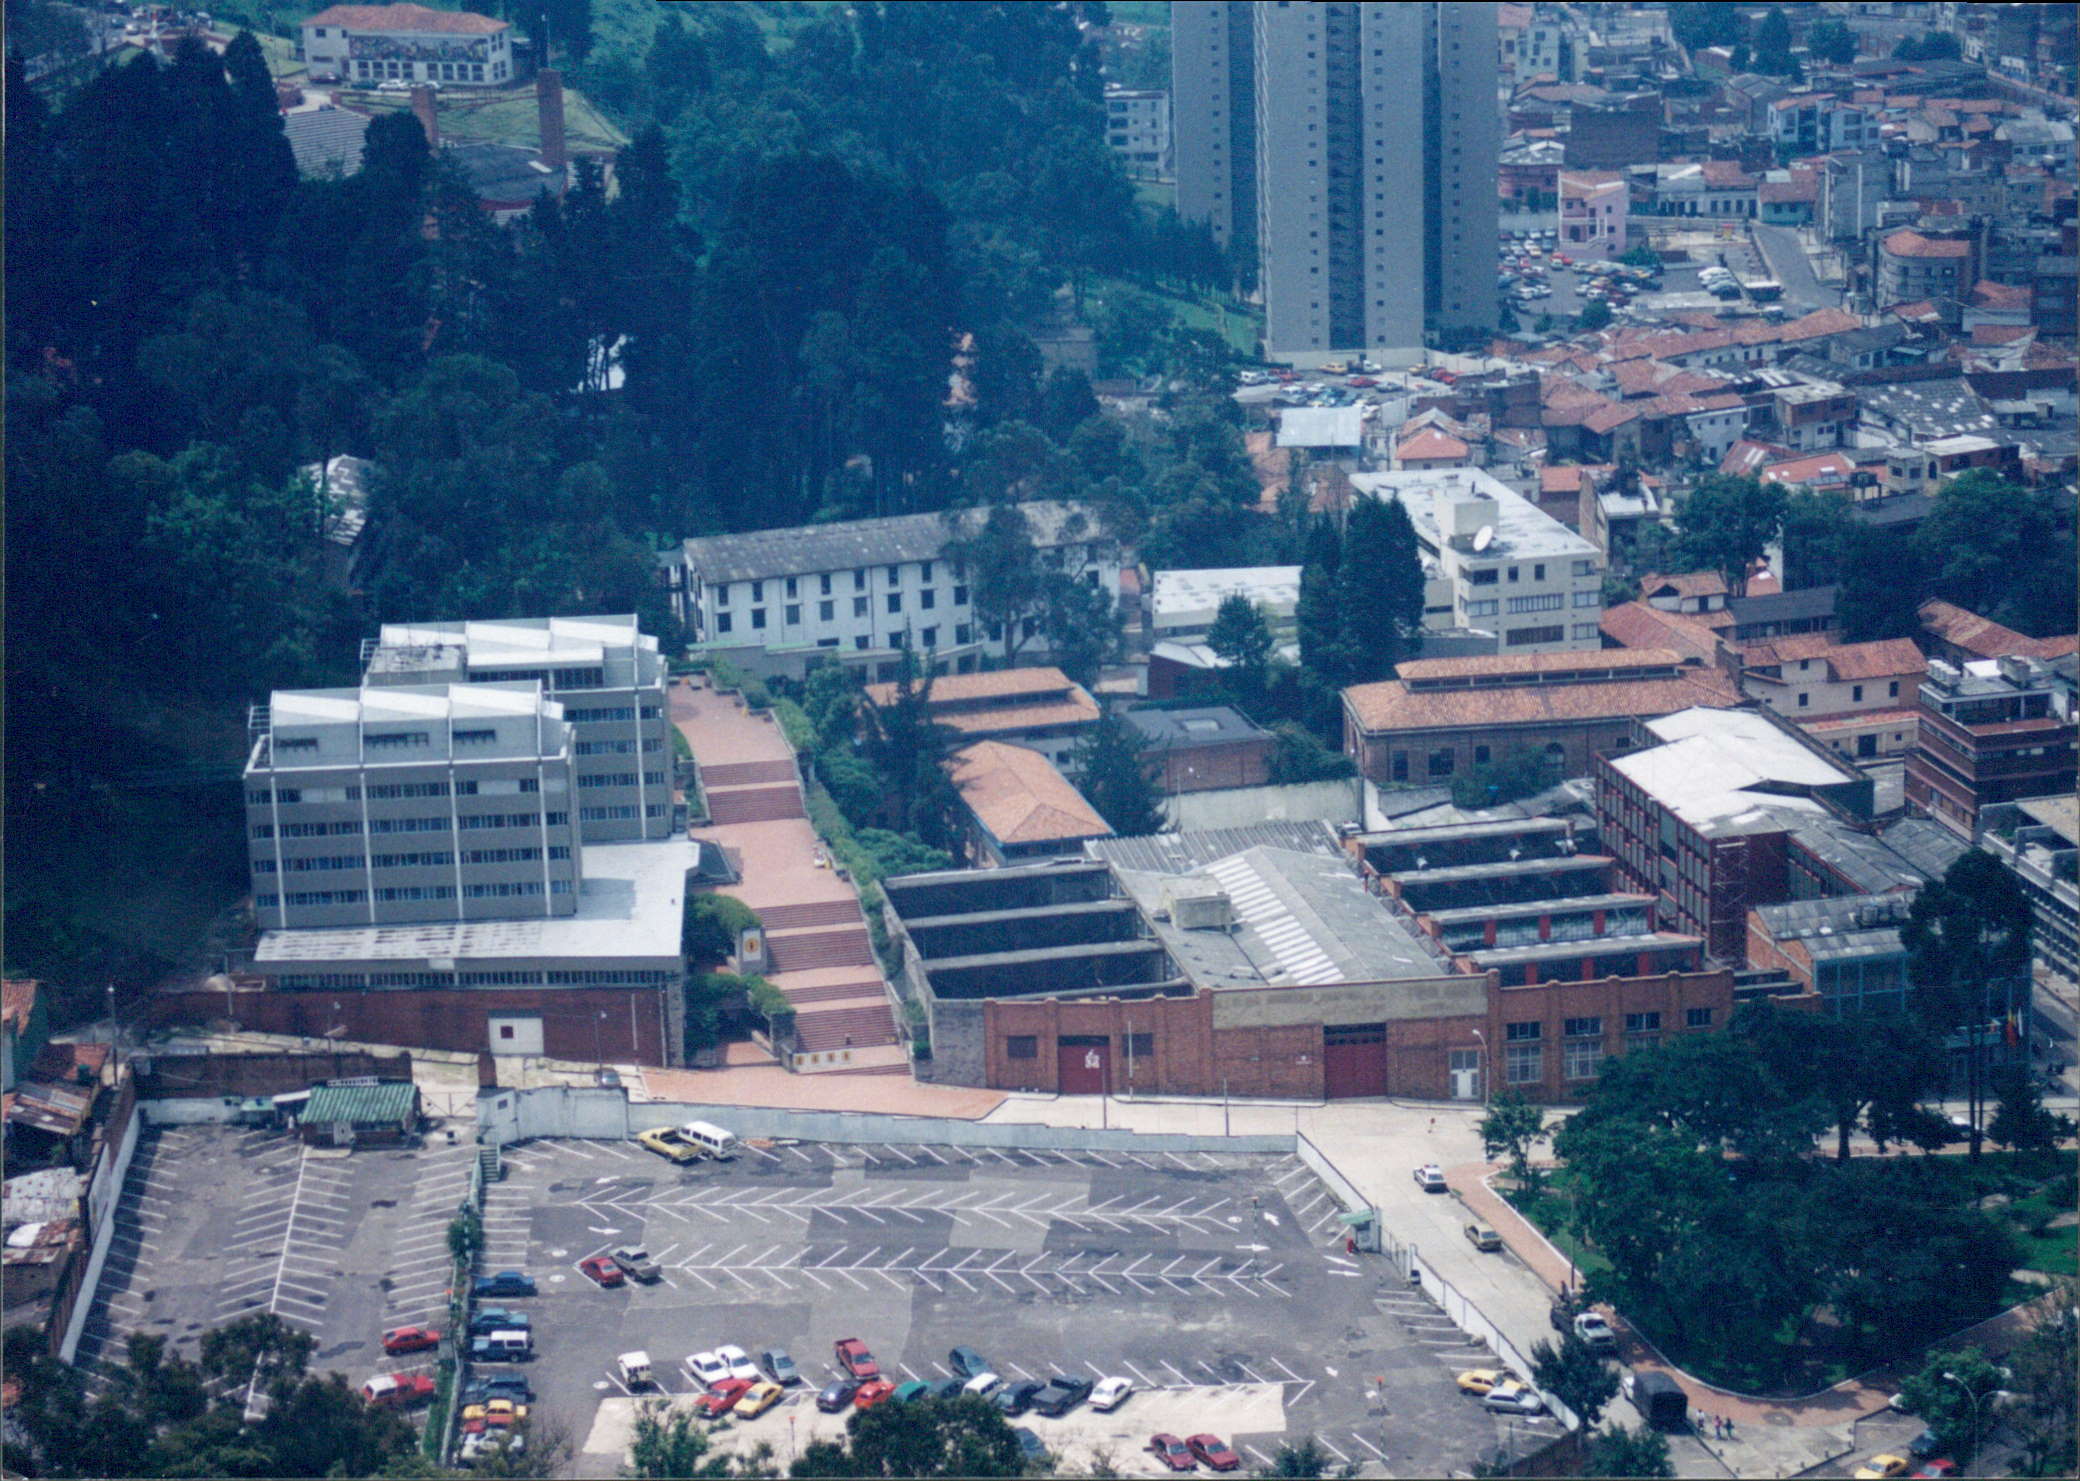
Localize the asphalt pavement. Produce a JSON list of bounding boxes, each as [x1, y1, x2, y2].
[[1750, 223, 1839, 313]]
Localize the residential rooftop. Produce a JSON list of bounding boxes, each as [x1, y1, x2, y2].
[[1122, 706, 1270, 751], [680, 501, 1100, 586], [1609, 707, 1860, 839], [1151, 567, 1302, 630], [1345, 671, 1738, 735], [949, 741, 1112, 847], [1349, 467, 1600, 563]]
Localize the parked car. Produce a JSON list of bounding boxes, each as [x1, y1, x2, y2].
[[927, 1377, 966, 1401], [833, 1338, 879, 1380], [736, 1381, 785, 1419], [816, 1380, 860, 1413], [1852, 1457, 1911, 1480], [618, 1352, 654, 1390], [854, 1379, 897, 1410], [1455, 1369, 1514, 1397], [1910, 1463, 1959, 1479], [1908, 1429, 1944, 1459], [470, 1331, 532, 1364], [1032, 1375, 1094, 1417], [717, 1345, 759, 1382], [948, 1346, 991, 1379], [892, 1380, 932, 1404], [1091, 1376, 1133, 1412], [460, 1399, 528, 1429], [579, 1255, 625, 1288], [473, 1272, 536, 1298], [698, 1379, 753, 1419], [1187, 1435, 1241, 1472], [636, 1126, 701, 1163], [1413, 1164, 1447, 1193], [1622, 1369, 1688, 1429], [462, 1375, 532, 1406], [760, 1349, 800, 1386], [610, 1247, 661, 1283], [1011, 1428, 1049, 1465], [1464, 1222, 1503, 1252], [687, 1351, 731, 1390], [362, 1373, 437, 1409], [1484, 1382, 1546, 1416], [963, 1372, 1002, 1398], [994, 1379, 1045, 1416], [1573, 1312, 1618, 1352], [381, 1325, 440, 1355], [1149, 1433, 1197, 1471], [457, 1432, 524, 1469], [468, 1308, 531, 1336]]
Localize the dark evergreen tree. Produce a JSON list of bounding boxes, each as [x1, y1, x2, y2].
[[1296, 515, 1346, 686], [1335, 497, 1425, 683], [1074, 709, 1165, 838]]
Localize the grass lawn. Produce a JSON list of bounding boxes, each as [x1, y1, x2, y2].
[[1133, 178, 1177, 212], [349, 83, 628, 153], [1088, 275, 1263, 360]]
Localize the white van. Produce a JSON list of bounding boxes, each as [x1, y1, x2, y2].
[[678, 1121, 739, 1160]]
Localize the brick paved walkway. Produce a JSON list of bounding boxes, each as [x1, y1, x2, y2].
[[673, 678, 906, 1073]]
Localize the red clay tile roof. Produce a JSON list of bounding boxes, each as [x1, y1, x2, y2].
[[930, 694, 1100, 737], [1640, 571, 1728, 601], [305, 4, 507, 34], [1969, 324, 2034, 346], [1759, 451, 1855, 486], [1397, 647, 1694, 683], [1918, 599, 2079, 661], [1824, 638, 1927, 682], [948, 741, 1111, 845], [1890, 299, 1945, 322], [1539, 465, 1587, 494], [1883, 229, 1972, 260], [1599, 602, 1724, 665], [1344, 671, 1739, 734], [1397, 427, 1471, 461], [1721, 438, 1793, 476], [1700, 160, 1756, 187], [864, 667, 1076, 709], [1969, 280, 2031, 309], [1759, 178, 1819, 204]]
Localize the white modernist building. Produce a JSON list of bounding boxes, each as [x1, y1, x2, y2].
[[1349, 467, 1604, 655]]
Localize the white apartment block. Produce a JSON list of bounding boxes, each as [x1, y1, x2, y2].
[[1173, 0, 1258, 255], [1105, 85, 1173, 178], [1349, 468, 1604, 654], [245, 683, 583, 932], [361, 615, 672, 843], [300, 3, 512, 88], [1250, 0, 1499, 360], [673, 502, 1121, 683]]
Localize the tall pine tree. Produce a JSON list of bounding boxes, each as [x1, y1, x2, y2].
[[1335, 496, 1425, 684], [1296, 514, 1345, 686], [1074, 710, 1165, 838]]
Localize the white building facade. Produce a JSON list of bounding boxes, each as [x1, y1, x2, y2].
[[301, 3, 512, 88]]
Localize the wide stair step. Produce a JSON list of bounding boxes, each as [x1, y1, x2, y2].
[[780, 979, 889, 1007], [767, 928, 876, 970], [706, 786, 807, 824], [757, 899, 864, 931], [817, 1058, 915, 1078], [702, 760, 798, 787], [793, 1004, 901, 1052]]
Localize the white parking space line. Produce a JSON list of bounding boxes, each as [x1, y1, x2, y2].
[[1350, 1433, 1388, 1459], [1317, 1437, 1351, 1463]]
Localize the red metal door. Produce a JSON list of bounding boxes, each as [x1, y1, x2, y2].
[[1322, 1023, 1388, 1099], [1056, 1036, 1109, 1095]]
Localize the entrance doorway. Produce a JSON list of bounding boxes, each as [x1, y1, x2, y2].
[[1056, 1035, 1109, 1095]]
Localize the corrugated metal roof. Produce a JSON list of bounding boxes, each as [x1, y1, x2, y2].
[[302, 1080, 419, 1126]]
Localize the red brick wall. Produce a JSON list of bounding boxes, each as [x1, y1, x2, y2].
[[1352, 718, 1644, 788], [1744, 912, 1817, 993], [983, 993, 1214, 1094], [146, 987, 673, 1065], [1148, 738, 1274, 793], [1485, 970, 1737, 1100]]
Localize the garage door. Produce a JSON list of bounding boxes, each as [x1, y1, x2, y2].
[[1057, 1035, 1109, 1095], [1323, 1022, 1388, 1099]]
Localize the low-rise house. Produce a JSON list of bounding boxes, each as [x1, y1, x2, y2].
[[1915, 599, 2079, 667], [1875, 227, 1977, 307], [300, 3, 513, 88], [948, 742, 1113, 867], [1124, 707, 1274, 795], [863, 667, 1099, 776], [1734, 635, 1926, 759]]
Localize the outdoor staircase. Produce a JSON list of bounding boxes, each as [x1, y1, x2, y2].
[[705, 785, 808, 824], [756, 899, 864, 931], [478, 1143, 502, 1185], [791, 1001, 903, 1053], [766, 927, 878, 971], [701, 760, 799, 788]]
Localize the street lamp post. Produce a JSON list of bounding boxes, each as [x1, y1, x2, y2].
[[1471, 1028, 1491, 1105], [1942, 1371, 1992, 1463]]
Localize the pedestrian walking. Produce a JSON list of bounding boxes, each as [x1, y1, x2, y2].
[[1428, 1117, 1436, 1134], [1725, 1415, 1736, 1439]]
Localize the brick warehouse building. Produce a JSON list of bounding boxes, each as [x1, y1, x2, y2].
[[882, 823, 1736, 1104]]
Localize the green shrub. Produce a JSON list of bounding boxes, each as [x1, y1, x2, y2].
[[683, 891, 762, 965]]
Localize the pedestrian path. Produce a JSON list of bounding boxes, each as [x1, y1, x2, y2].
[[673, 679, 905, 1072]]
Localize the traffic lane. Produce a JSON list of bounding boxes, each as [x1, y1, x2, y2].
[[1752, 222, 1837, 312]]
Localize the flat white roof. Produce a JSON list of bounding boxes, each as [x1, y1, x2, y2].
[[1152, 566, 1303, 626], [1276, 407, 1366, 448], [1610, 707, 1858, 836], [270, 684, 560, 725], [254, 838, 694, 966], [375, 615, 652, 664], [1922, 434, 2002, 456], [1350, 467, 1600, 562]]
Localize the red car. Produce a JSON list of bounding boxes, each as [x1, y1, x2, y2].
[[579, 1255, 625, 1288], [853, 1379, 896, 1410], [362, 1373, 437, 1409], [381, 1325, 440, 1355], [1346, 376, 1376, 388], [1188, 1435, 1241, 1472], [1149, 1434, 1196, 1471], [1911, 1464, 1959, 1479], [698, 1378, 753, 1419], [833, 1337, 879, 1380]]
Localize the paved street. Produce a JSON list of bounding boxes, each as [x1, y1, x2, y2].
[[1751, 223, 1840, 313]]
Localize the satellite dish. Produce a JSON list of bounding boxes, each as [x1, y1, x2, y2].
[[1473, 525, 1495, 553]]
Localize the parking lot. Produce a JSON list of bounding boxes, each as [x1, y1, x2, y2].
[[483, 1136, 1525, 1477], [74, 1123, 475, 1411]]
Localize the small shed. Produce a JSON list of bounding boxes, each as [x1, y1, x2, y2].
[[297, 1080, 421, 1149]]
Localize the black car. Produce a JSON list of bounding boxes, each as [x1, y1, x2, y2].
[[471, 1271, 536, 1299], [994, 1380, 1045, 1417], [1011, 1428, 1049, 1465], [461, 1376, 533, 1406], [816, 1380, 861, 1413], [948, 1346, 991, 1380], [1031, 1375, 1094, 1417], [928, 1377, 967, 1401]]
